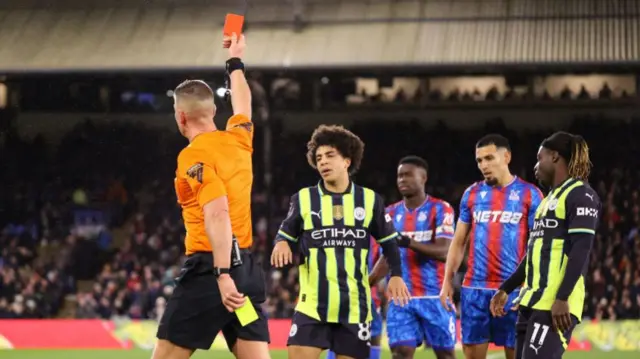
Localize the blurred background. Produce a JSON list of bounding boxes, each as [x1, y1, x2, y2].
[[1, 0, 640, 358]]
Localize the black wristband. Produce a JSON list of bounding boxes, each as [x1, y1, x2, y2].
[[225, 57, 245, 75], [223, 58, 245, 102]]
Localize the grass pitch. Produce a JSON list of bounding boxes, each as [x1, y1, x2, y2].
[[0, 349, 635, 359]]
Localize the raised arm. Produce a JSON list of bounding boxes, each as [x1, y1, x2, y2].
[[225, 33, 252, 119]]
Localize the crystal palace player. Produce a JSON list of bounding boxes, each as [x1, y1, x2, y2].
[[440, 135, 543, 359], [370, 156, 457, 359]]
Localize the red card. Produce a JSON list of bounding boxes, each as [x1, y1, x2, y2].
[[223, 13, 244, 38]]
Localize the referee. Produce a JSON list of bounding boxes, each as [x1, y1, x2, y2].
[[271, 124, 410, 359], [490, 131, 600, 359]]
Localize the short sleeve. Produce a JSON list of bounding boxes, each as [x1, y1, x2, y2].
[[226, 114, 253, 148], [566, 186, 601, 235], [276, 192, 302, 243], [458, 186, 473, 224], [371, 194, 399, 243], [527, 186, 544, 229], [435, 201, 455, 239], [179, 148, 226, 207]]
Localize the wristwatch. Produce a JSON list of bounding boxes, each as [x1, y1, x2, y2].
[[213, 267, 231, 278]]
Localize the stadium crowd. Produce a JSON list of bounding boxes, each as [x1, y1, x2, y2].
[[1, 110, 640, 322]]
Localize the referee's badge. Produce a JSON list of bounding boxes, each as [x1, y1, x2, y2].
[[333, 205, 344, 220], [354, 207, 366, 221]]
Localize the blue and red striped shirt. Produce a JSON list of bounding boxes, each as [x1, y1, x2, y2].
[[459, 177, 543, 289], [386, 196, 456, 297]]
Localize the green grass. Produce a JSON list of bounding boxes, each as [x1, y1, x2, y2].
[[0, 349, 637, 359]]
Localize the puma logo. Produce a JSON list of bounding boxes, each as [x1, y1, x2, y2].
[[529, 343, 541, 355], [585, 193, 594, 201], [310, 211, 322, 219]]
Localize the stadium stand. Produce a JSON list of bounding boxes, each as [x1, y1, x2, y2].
[[2, 105, 640, 321]]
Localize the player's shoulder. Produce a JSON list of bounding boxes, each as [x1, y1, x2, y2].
[[226, 113, 252, 130], [514, 177, 544, 198], [462, 181, 485, 196], [515, 177, 542, 191], [385, 200, 403, 213], [567, 180, 600, 204], [177, 145, 209, 171], [294, 185, 318, 197], [356, 184, 385, 202], [427, 195, 453, 210]]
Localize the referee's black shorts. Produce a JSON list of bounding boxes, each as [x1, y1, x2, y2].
[[156, 250, 270, 351], [515, 307, 578, 359]]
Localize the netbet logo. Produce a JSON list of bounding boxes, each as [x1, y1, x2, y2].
[[401, 230, 433, 243], [473, 210, 523, 224], [577, 207, 598, 217]]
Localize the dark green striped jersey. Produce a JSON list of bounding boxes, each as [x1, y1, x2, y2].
[[276, 181, 399, 324], [519, 178, 600, 321]]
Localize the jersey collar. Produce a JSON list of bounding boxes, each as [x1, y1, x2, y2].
[[317, 180, 355, 196], [402, 195, 430, 212], [550, 177, 574, 193]]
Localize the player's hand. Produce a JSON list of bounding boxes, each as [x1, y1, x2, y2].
[[490, 290, 509, 317], [396, 234, 411, 248], [386, 276, 410, 306], [551, 300, 572, 333], [217, 274, 246, 312], [439, 282, 456, 312], [223, 33, 246, 59], [270, 240, 293, 268]]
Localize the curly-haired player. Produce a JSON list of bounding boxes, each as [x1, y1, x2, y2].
[[271, 125, 410, 359]]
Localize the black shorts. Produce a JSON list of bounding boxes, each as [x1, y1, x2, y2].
[[156, 251, 270, 351], [515, 307, 578, 359], [287, 312, 371, 359]]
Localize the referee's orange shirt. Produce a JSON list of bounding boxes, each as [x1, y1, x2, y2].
[[174, 114, 254, 255]]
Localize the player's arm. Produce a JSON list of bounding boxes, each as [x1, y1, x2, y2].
[[370, 195, 402, 277], [406, 202, 455, 262], [369, 252, 388, 286], [271, 192, 303, 267], [499, 259, 526, 295], [443, 189, 473, 284], [556, 187, 600, 301], [224, 33, 251, 119], [275, 192, 303, 244], [180, 149, 233, 267], [371, 194, 409, 304]]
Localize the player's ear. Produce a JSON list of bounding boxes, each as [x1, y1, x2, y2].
[[344, 158, 351, 170], [503, 150, 512, 165], [179, 111, 188, 126]]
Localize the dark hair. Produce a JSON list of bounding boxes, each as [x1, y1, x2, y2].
[[541, 131, 592, 180], [306, 125, 365, 175], [173, 79, 214, 100], [476, 134, 511, 151], [398, 155, 429, 174]]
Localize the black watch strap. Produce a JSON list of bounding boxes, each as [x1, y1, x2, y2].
[[213, 267, 231, 278]]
